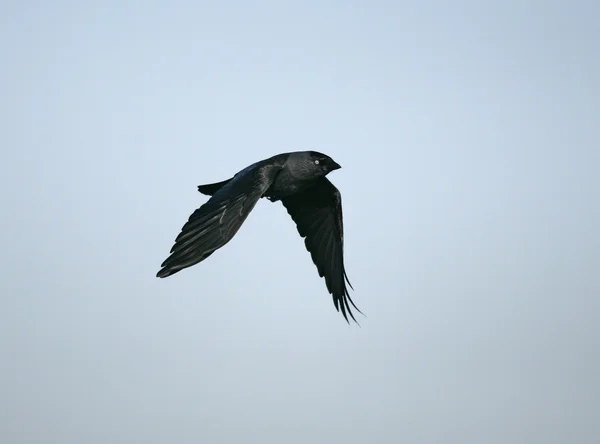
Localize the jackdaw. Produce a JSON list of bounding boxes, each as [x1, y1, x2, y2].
[[156, 151, 362, 323]]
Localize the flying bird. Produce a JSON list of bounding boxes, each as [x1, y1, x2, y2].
[[156, 151, 362, 323]]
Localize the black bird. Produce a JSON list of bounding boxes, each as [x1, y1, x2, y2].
[[156, 151, 362, 323]]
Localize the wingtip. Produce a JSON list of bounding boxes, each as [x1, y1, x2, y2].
[[156, 268, 171, 278], [334, 294, 362, 325]]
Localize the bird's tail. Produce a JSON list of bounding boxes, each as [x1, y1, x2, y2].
[[197, 178, 232, 196]]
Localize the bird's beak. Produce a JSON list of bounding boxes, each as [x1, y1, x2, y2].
[[330, 161, 342, 171]]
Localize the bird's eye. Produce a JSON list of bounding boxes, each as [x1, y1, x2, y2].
[[314, 159, 320, 165]]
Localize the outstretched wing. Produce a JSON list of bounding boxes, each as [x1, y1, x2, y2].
[[281, 178, 361, 323], [157, 163, 281, 278]]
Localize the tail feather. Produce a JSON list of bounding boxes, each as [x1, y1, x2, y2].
[[197, 178, 232, 196]]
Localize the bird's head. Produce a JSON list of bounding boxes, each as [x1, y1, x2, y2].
[[287, 151, 342, 182], [306, 151, 342, 175]]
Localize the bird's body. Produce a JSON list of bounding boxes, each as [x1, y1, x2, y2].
[[157, 151, 361, 323]]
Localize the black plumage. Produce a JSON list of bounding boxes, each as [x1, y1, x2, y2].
[[157, 151, 362, 323]]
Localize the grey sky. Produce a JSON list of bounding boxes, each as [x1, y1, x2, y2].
[[1, 1, 599, 443]]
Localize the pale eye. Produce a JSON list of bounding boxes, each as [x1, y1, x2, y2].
[[314, 159, 320, 165]]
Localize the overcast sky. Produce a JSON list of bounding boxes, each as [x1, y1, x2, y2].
[[1, 1, 599, 443]]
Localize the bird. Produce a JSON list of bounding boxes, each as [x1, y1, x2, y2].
[[156, 151, 362, 323]]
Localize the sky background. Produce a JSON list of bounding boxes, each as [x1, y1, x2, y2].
[[1, 1, 599, 443]]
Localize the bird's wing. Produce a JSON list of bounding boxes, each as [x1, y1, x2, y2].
[[280, 177, 361, 323], [157, 163, 282, 278]]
